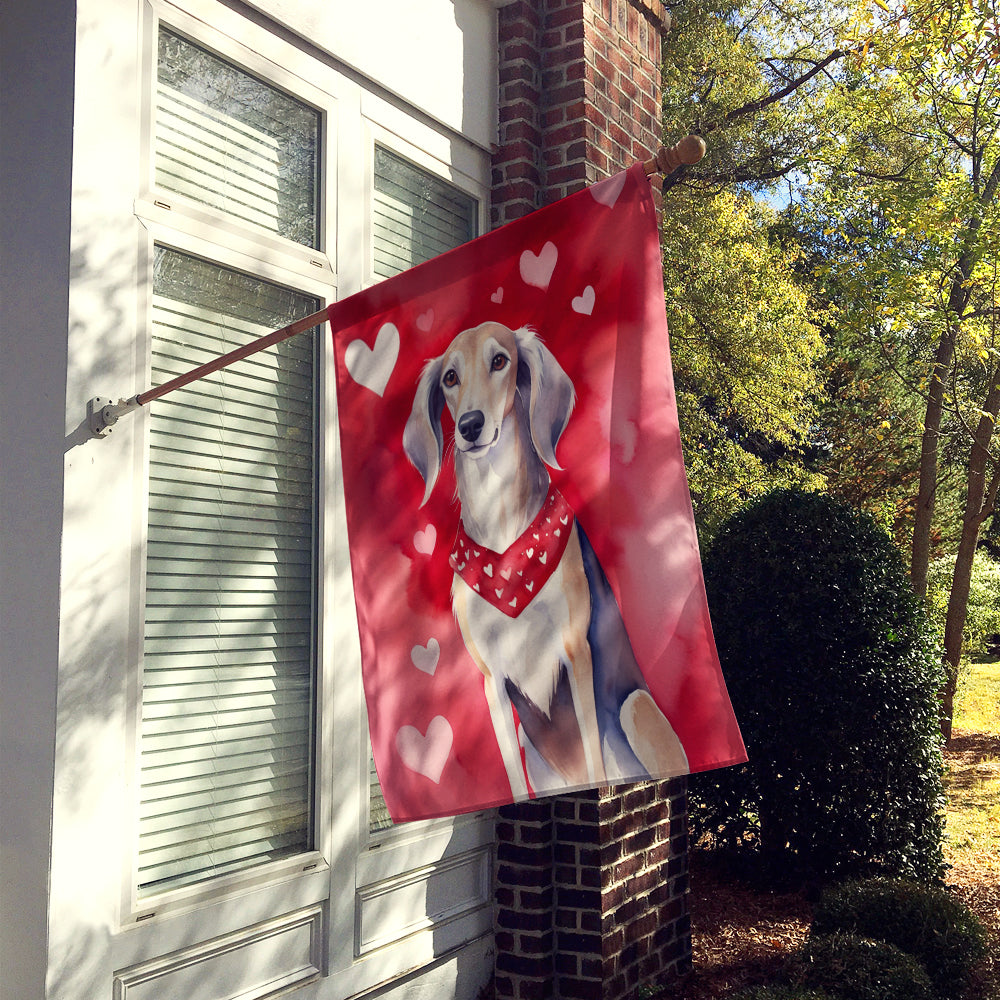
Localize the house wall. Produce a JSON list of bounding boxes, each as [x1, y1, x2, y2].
[[0, 1, 76, 996], [1, 1, 500, 998], [1, 1, 695, 998], [240, 0, 498, 152]]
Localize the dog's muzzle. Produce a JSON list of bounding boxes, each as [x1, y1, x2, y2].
[[458, 410, 485, 443]]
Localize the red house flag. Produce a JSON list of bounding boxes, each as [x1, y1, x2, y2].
[[330, 164, 746, 822]]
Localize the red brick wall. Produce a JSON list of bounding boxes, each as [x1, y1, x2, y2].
[[494, 783, 691, 1000], [492, 0, 668, 226], [490, 4, 691, 998]]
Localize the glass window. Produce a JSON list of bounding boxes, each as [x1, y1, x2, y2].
[[138, 247, 319, 895], [372, 145, 477, 279], [155, 27, 320, 248]]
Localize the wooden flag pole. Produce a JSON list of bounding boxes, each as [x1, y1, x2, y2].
[[88, 137, 706, 437]]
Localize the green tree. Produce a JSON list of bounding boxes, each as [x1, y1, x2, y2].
[[802, 0, 1000, 735], [659, 1, 844, 538], [662, 189, 825, 538], [660, 2, 998, 739]]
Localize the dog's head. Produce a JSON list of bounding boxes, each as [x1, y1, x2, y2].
[[403, 322, 575, 505]]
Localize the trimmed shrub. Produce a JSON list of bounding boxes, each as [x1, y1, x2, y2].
[[693, 489, 946, 882], [812, 878, 988, 999], [794, 933, 934, 1000]]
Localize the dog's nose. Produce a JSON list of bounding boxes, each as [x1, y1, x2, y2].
[[458, 410, 485, 443]]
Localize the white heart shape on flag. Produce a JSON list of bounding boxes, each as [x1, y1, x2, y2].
[[491, 287, 504, 304], [410, 638, 440, 675], [572, 285, 596, 315], [345, 322, 399, 397], [590, 171, 626, 208], [416, 309, 434, 333], [396, 716, 453, 784], [520, 241, 558, 289], [414, 524, 437, 555], [617, 418, 639, 463], [484, 563, 494, 577]]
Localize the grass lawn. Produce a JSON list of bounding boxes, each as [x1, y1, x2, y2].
[[946, 658, 1000, 868], [943, 658, 1000, 999]]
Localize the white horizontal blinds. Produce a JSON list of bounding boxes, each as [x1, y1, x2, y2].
[[139, 247, 319, 895], [156, 28, 320, 248], [368, 148, 478, 833], [372, 146, 477, 280]]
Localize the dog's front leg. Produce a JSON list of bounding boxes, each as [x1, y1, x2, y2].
[[563, 641, 608, 785], [453, 584, 530, 800], [481, 672, 530, 800]]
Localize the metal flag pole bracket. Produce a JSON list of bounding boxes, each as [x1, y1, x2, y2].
[[86, 137, 704, 440], [88, 395, 142, 438]]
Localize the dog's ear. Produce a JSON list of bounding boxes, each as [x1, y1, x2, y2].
[[403, 357, 445, 506], [514, 327, 575, 469]]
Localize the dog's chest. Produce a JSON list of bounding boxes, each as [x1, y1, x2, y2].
[[454, 526, 592, 714]]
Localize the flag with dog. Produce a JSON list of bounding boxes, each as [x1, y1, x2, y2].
[[330, 163, 746, 821]]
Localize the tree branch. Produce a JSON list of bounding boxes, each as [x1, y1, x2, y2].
[[701, 49, 847, 133]]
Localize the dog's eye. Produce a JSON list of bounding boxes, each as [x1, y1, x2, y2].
[[491, 353, 509, 372], [443, 369, 459, 388]]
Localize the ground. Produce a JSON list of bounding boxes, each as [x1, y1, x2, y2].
[[659, 660, 1000, 999]]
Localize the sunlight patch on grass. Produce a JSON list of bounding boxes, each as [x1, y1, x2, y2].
[[946, 659, 1000, 871], [955, 660, 1000, 736]]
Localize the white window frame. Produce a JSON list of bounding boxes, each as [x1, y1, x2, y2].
[[124, 0, 339, 928], [112, 0, 496, 992]]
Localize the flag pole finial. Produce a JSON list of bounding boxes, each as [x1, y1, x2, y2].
[[643, 135, 706, 177]]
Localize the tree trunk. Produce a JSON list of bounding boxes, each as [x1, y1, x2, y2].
[[911, 160, 1000, 596], [940, 374, 1000, 740], [910, 329, 955, 598]]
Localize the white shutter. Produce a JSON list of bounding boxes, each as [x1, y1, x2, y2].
[[367, 147, 477, 832], [138, 248, 319, 895]]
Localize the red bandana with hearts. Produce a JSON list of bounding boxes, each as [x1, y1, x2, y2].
[[449, 486, 574, 618]]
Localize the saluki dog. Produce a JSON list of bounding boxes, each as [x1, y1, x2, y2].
[[404, 321, 688, 798]]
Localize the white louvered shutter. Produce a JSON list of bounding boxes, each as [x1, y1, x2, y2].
[[139, 249, 319, 894], [138, 28, 321, 896], [368, 147, 477, 833]]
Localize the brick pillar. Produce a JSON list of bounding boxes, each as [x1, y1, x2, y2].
[[491, 3, 692, 999], [493, 0, 668, 224]]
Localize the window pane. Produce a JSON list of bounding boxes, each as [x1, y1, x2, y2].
[[369, 149, 478, 832], [372, 146, 476, 279], [139, 247, 318, 895], [156, 28, 320, 248]]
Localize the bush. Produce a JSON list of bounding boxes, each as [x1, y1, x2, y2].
[[794, 933, 934, 1000], [812, 878, 988, 998], [693, 489, 946, 882]]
